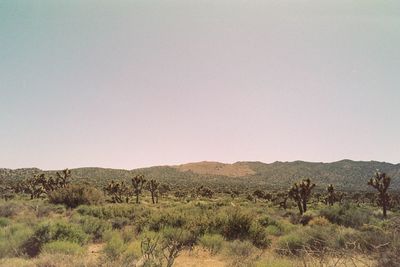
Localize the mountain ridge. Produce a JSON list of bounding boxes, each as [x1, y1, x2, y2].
[[1, 160, 399, 190]]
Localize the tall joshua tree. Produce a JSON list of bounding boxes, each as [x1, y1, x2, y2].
[[288, 178, 315, 214], [55, 169, 71, 188], [147, 179, 160, 204], [368, 171, 391, 218], [132, 175, 146, 204], [325, 184, 336, 206]]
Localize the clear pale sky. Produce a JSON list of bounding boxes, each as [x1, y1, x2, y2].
[[1, 0, 399, 169]]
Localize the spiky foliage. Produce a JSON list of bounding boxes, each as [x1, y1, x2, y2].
[[158, 183, 171, 196], [22, 174, 47, 199], [132, 175, 146, 204], [104, 180, 132, 203], [55, 169, 71, 188], [0, 184, 14, 201], [368, 171, 391, 218], [325, 184, 336, 206], [288, 178, 316, 214], [20, 169, 72, 199], [147, 179, 160, 204], [252, 190, 264, 202], [195, 185, 214, 199]]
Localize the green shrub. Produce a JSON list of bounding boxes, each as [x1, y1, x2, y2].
[[41, 240, 84, 255], [0, 223, 34, 258], [48, 184, 104, 208], [121, 240, 142, 264], [266, 225, 282, 236], [249, 223, 271, 249], [277, 232, 304, 255], [111, 217, 131, 229], [104, 231, 126, 260], [0, 202, 24, 218], [76, 204, 148, 220], [199, 234, 224, 255], [23, 220, 88, 257], [148, 212, 186, 232], [319, 204, 372, 228], [357, 225, 391, 251], [162, 227, 196, 247], [0, 217, 10, 228], [225, 240, 256, 259], [277, 226, 335, 255], [258, 215, 279, 228], [77, 215, 112, 241], [222, 210, 252, 240]]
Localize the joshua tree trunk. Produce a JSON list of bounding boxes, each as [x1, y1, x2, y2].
[[302, 199, 307, 213], [297, 201, 303, 215], [136, 193, 139, 204], [383, 203, 387, 218]]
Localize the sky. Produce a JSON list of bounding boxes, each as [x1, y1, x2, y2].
[[1, 0, 400, 169]]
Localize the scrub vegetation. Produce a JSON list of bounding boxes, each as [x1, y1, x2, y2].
[[0, 168, 399, 267]]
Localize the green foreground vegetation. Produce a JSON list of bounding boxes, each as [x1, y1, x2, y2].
[[0, 169, 399, 267]]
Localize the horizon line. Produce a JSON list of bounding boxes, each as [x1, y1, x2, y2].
[[2, 158, 399, 171]]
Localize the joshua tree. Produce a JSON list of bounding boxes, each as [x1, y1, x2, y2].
[[0, 184, 14, 201], [104, 180, 131, 203], [279, 195, 288, 210], [253, 189, 264, 202], [147, 179, 160, 204], [22, 174, 47, 199], [195, 185, 214, 198], [158, 183, 171, 197], [55, 169, 71, 188], [288, 178, 315, 214], [132, 175, 146, 204], [368, 171, 391, 218], [325, 184, 336, 206]]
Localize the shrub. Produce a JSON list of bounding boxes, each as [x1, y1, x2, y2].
[[225, 240, 257, 265], [309, 216, 330, 227], [357, 225, 391, 251], [0, 202, 24, 217], [111, 217, 131, 230], [162, 227, 196, 247], [249, 223, 271, 249], [48, 184, 104, 208], [266, 225, 282, 236], [23, 220, 88, 257], [103, 230, 126, 260], [77, 215, 112, 241], [199, 234, 224, 255], [319, 204, 372, 228], [258, 215, 279, 228], [0, 223, 34, 258], [277, 232, 305, 255], [41, 240, 84, 255], [222, 210, 252, 240], [277, 226, 335, 255], [76, 204, 148, 220], [0, 217, 10, 227], [121, 240, 142, 264], [148, 212, 186, 232]]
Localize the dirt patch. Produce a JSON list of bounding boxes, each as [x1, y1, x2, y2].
[[87, 243, 105, 263], [174, 249, 227, 267]]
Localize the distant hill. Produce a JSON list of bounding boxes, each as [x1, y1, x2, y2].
[[1, 160, 399, 191]]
